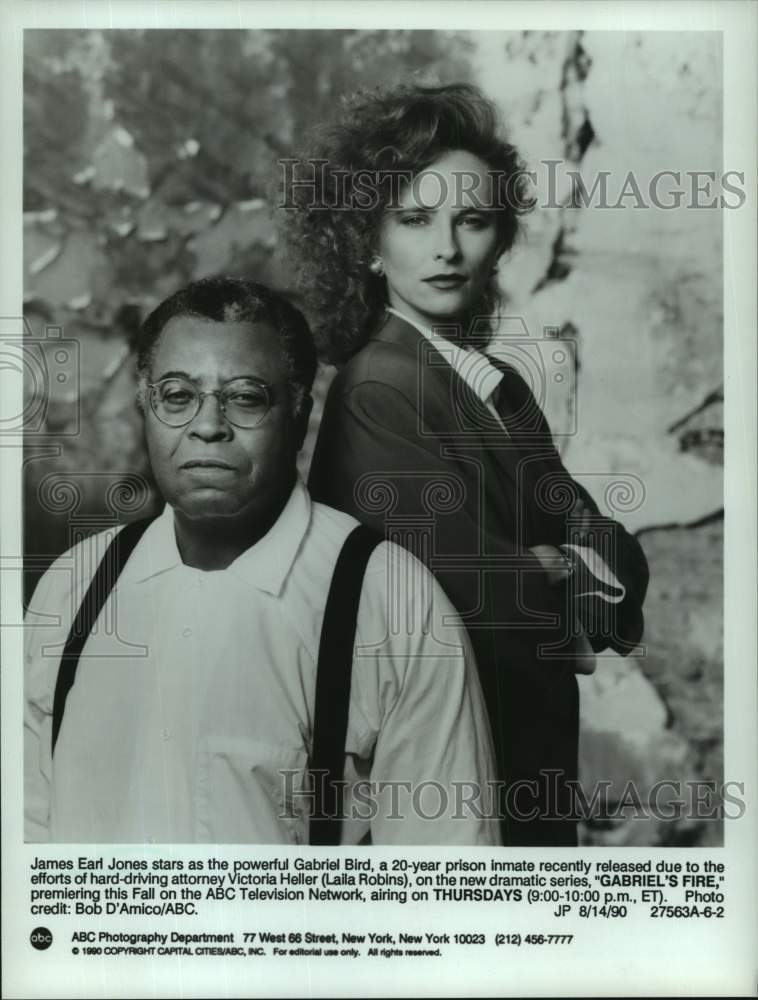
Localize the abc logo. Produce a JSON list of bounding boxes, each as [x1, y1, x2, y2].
[[30, 926, 53, 950]]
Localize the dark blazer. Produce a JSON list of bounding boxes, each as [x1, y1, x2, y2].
[[309, 313, 649, 845]]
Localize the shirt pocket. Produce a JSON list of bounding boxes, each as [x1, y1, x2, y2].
[[196, 737, 309, 844]]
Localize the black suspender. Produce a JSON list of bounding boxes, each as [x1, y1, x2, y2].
[[51, 517, 155, 755], [50, 518, 383, 846], [308, 524, 382, 846]]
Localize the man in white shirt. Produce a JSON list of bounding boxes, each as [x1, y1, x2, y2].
[[24, 276, 500, 846]]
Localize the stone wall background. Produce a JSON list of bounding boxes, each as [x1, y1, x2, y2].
[[22, 29, 724, 845]]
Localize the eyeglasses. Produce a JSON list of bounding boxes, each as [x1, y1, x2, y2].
[[148, 376, 273, 429]]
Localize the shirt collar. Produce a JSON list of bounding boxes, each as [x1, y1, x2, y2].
[[120, 477, 312, 596], [226, 477, 311, 595], [386, 306, 504, 406]]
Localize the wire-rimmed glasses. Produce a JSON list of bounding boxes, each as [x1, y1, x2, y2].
[[148, 376, 273, 429]]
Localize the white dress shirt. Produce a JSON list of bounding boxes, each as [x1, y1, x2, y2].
[[24, 479, 500, 846]]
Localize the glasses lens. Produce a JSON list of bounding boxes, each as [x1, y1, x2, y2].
[[222, 379, 270, 428], [151, 379, 198, 426]]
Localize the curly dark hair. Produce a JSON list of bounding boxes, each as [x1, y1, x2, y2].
[[282, 82, 535, 365]]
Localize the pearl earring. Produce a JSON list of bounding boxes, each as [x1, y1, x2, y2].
[[369, 256, 385, 276]]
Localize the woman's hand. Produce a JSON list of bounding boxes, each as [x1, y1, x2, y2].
[[529, 544, 596, 674]]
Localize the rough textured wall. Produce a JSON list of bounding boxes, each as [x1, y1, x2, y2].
[[22, 30, 723, 845]]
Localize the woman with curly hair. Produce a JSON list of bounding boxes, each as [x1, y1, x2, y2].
[[285, 82, 648, 846]]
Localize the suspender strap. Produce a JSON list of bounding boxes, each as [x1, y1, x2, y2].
[[51, 517, 155, 755], [309, 524, 383, 846]]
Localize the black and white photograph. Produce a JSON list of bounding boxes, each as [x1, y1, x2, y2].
[[2, 1, 756, 997]]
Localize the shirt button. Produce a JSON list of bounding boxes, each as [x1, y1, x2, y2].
[[194, 577, 203, 588], [161, 728, 171, 740], [182, 627, 192, 638]]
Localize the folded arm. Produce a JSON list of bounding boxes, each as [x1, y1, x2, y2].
[[517, 374, 650, 655]]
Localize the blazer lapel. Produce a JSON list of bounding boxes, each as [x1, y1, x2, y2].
[[372, 312, 524, 495], [491, 358, 569, 543]]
